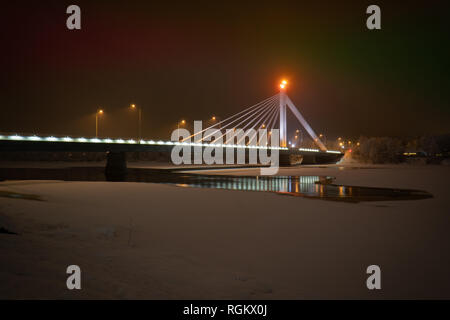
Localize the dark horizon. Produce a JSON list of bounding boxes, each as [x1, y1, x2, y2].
[[1, 1, 449, 140], [2, 1, 450, 305]]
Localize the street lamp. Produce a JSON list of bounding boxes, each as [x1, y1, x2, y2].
[[319, 133, 327, 147], [210, 115, 221, 129], [177, 120, 186, 141], [130, 104, 142, 140], [95, 109, 104, 138]]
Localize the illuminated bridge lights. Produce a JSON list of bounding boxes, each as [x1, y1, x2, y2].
[[298, 147, 320, 152], [9, 135, 25, 140], [0, 134, 342, 153]]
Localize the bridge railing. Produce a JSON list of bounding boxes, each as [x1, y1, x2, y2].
[[0, 131, 343, 154]]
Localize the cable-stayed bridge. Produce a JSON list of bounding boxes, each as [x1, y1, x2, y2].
[[0, 81, 344, 177], [180, 82, 328, 151]]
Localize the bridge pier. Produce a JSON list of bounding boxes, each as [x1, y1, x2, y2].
[[279, 152, 303, 166], [105, 151, 127, 181]]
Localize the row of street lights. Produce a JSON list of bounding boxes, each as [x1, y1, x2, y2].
[[337, 137, 360, 151], [176, 116, 223, 130], [175, 117, 272, 143], [96, 112, 220, 140], [176, 117, 220, 141], [289, 133, 360, 150], [291, 131, 329, 148], [95, 104, 142, 138]]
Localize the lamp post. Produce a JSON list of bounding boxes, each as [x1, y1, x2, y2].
[[319, 133, 327, 148], [130, 104, 142, 140], [178, 119, 186, 141], [296, 129, 303, 147], [178, 119, 186, 130], [210, 115, 220, 129], [95, 109, 104, 138]]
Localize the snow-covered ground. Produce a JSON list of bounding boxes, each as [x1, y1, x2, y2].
[[0, 163, 449, 299]]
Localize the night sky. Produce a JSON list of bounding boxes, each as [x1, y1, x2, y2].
[[1, 1, 449, 140]]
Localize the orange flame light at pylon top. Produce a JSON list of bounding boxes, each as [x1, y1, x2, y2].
[[280, 80, 287, 89]]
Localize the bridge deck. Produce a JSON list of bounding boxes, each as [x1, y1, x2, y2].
[[0, 134, 343, 165]]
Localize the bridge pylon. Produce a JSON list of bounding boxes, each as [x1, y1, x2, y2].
[[278, 80, 327, 151], [279, 82, 287, 148]]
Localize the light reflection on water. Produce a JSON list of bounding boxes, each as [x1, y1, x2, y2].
[[0, 167, 433, 203], [177, 175, 329, 195], [167, 174, 432, 203]]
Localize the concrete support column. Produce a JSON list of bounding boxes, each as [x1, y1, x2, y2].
[[279, 91, 287, 148], [105, 151, 127, 181]]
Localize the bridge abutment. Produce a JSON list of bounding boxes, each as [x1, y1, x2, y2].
[[105, 151, 127, 181]]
